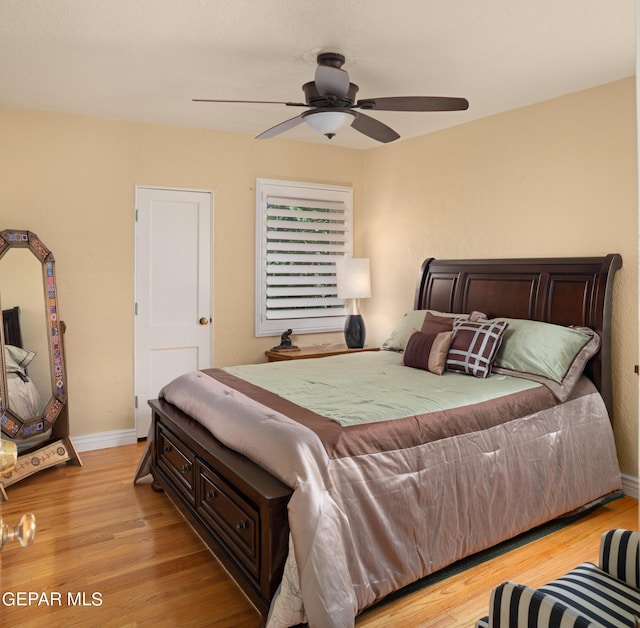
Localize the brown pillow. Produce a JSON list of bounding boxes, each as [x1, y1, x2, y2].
[[403, 330, 454, 375], [420, 312, 455, 335]]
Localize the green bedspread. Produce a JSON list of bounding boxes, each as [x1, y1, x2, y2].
[[224, 350, 540, 427]]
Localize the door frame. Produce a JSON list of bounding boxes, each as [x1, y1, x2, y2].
[[133, 184, 214, 437]]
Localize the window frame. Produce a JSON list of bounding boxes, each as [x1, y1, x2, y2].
[[255, 178, 353, 337]]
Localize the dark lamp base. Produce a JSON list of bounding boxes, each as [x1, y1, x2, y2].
[[344, 314, 366, 349]]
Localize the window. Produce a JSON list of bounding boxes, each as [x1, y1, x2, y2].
[[255, 178, 353, 336]]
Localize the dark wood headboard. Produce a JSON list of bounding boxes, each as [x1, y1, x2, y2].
[[2, 306, 22, 348], [414, 255, 622, 417]]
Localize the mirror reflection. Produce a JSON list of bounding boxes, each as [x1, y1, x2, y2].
[[0, 229, 66, 446], [1, 249, 52, 418]]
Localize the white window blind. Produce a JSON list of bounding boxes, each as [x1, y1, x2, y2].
[[255, 179, 353, 336]]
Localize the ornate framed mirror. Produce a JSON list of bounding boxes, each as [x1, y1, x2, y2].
[[0, 229, 80, 499]]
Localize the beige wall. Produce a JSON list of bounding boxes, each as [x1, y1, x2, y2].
[[0, 108, 364, 435], [0, 76, 637, 479], [362, 78, 638, 478]]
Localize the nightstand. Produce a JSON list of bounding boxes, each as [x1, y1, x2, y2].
[[265, 344, 379, 362]]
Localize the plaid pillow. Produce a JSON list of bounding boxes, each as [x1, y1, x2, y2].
[[446, 318, 509, 378]]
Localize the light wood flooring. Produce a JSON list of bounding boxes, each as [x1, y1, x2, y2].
[[0, 442, 637, 627]]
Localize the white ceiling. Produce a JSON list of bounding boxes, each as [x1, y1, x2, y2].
[[0, 0, 635, 150]]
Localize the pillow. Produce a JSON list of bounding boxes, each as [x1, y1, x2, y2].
[[4, 344, 36, 376], [381, 310, 460, 352], [382, 310, 477, 352], [381, 310, 429, 351], [468, 310, 487, 322], [420, 312, 455, 335], [488, 318, 600, 401], [420, 310, 486, 335], [446, 318, 509, 378], [403, 330, 454, 375]]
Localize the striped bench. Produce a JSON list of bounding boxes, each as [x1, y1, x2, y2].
[[476, 529, 640, 627]]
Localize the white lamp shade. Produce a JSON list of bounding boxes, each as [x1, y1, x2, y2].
[[303, 110, 355, 135], [336, 257, 371, 299]]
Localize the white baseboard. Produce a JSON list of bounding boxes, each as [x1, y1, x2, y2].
[[621, 474, 639, 500], [71, 429, 138, 453]]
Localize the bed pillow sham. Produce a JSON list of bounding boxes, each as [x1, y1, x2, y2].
[[403, 330, 453, 375], [4, 344, 36, 376], [488, 318, 600, 401], [381, 310, 429, 351], [445, 318, 509, 379]]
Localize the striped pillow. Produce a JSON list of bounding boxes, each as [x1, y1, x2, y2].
[[403, 330, 453, 375], [446, 318, 508, 378]]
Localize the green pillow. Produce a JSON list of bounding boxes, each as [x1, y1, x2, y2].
[[492, 318, 593, 383], [489, 318, 600, 401], [381, 310, 428, 351]]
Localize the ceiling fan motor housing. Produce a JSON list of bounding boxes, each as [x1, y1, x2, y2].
[[316, 52, 346, 68], [302, 81, 359, 108]]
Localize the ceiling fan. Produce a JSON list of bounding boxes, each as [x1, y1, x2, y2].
[[193, 52, 469, 143]]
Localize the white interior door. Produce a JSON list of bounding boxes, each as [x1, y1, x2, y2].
[[134, 186, 213, 437]]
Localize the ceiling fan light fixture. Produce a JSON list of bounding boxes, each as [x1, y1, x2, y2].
[[302, 110, 356, 138], [195, 53, 468, 143]]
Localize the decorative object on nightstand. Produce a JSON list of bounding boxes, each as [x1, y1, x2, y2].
[[271, 329, 299, 352], [336, 257, 371, 349]]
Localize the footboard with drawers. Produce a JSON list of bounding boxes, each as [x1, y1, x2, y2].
[[148, 398, 292, 619]]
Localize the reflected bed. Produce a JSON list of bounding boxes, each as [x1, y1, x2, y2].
[[4, 306, 41, 417], [2, 306, 50, 449]]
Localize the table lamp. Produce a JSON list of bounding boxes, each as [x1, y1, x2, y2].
[[336, 257, 371, 348]]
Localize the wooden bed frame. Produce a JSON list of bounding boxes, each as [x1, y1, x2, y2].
[[139, 254, 622, 621], [414, 255, 622, 417]]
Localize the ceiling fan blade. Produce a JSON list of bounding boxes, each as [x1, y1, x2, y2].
[[356, 96, 469, 112], [193, 98, 309, 108], [256, 114, 306, 139], [351, 112, 400, 143], [315, 65, 350, 98]]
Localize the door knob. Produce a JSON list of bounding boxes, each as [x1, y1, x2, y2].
[[1, 513, 37, 550], [199, 317, 209, 325]]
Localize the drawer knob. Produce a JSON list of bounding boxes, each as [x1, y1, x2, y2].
[[236, 520, 248, 531], [181, 464, 191, 474], [163, 445, 172, 453], [207, 489, 217, 500]]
